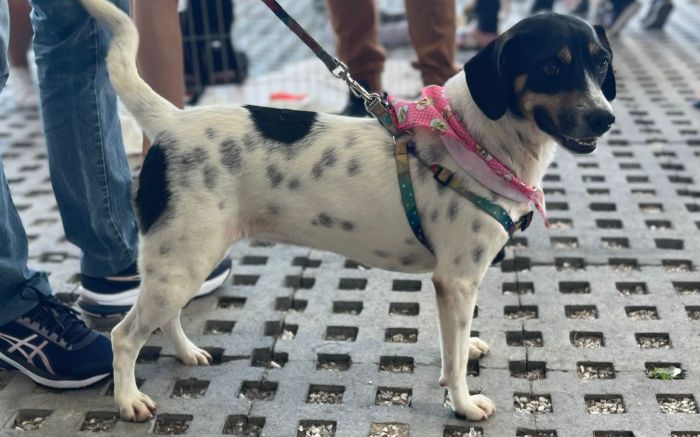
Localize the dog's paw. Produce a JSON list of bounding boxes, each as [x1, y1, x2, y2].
[[117, 390, 157, 422], [176, 342, 212, 366], [469, 337, 490, 359], [453, 394, 497, 421]]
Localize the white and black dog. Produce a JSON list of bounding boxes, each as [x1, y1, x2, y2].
[[79, 0, 615, 422]]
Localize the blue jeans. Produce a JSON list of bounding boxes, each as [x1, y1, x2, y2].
[[0, 0, 137, 326]]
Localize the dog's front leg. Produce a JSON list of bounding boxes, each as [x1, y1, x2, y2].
[[433, 275, 496, 420]]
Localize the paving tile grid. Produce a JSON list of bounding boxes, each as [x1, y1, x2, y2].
[[1, 0, 700, 436]]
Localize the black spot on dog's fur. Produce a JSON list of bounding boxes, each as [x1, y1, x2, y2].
[[135, 144, 170, 234], [374, 250, 390, 258], [312, 148, 337, 179], [314, 213, 333, 228], [347, 158, 361, 176], [287, 178, 300, 190], [265, 204, 280, 216], [181, 147, 207, 167], [472, 220, 482, 233], [218, 201, 225, 210], [159, 243, 173, 255], [345, 132, 359, 149], [266, 165, 284, 188], [472, 246, 484, 264], [243, 133, 257, 152], [220, 138, 242, 172], [245, 105, 317, 144], [341, 221, 355, 231], [204, 165, 218, 190], [400, 254, 419, 266], [205, 127, 217, 139], [453, 256, 462, 265], [430, 208, 439, 223], [311, 213, 353, 231], [448, 197, 460, 222], [405, 238, 417, 246]]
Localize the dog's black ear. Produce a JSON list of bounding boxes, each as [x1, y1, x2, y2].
[[464, 38, 510, 120], [594, 25, 616, 101]]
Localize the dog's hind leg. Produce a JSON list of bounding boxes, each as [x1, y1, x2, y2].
[[112, 226, 229, 421], [162, 311, 212, 365]]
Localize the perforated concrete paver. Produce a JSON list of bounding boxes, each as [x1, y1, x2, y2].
[[1, 1, 700, 436]]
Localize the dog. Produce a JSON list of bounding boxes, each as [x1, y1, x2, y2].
[[78, 0, 615, 422]]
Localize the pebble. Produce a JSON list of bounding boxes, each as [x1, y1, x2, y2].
[[376, 389, 411, 407], [444, 428, 483, 437], [618, 285, 646, 296], [15, 417, 47, 431], [307, 390, 343, 404], [388, 333, 417, 343], [225, 418, 263, 436], [578, 365, 614, 379], [586, 397, 625, 414], [380, 362, 413, 373], [298, 423, 335, 437], [637, 335, 670, 349], [280, 329, 296, 340], [567, 308, 596, 319], [627, 309, 658, 320], [557, 261, 582, 272], [505, 310, 537, 320], [513, 395, 552, 414], [658, 397, 698, 414], [369, 423, 409, 437], [512, 368, 545, 380], [572, 335, 602, 349]]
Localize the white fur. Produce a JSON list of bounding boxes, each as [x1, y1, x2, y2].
[[79, 0, 562, 423]]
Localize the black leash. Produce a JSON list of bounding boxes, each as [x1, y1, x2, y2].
[[259, 0, 397, 135]]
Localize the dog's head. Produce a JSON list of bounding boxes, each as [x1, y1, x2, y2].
[[464, 13, 615, 153]]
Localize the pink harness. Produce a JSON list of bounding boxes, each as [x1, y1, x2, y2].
[[389, 85, 548, 226]]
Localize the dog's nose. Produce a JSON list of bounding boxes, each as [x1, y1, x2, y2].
[[585, 109, 615, 136]]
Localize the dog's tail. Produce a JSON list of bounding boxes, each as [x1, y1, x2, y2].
[[78, 0, 178, 139]]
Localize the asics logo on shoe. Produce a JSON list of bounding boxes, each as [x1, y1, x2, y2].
[[104, 274, 140, 282], [0, 332, 55, 375]]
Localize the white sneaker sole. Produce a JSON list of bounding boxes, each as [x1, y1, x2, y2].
[[0, 352, 110, 389], [78, 266, 231, 307]]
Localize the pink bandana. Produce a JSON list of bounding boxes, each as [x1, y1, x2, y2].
[[389, 85, 548, 226]]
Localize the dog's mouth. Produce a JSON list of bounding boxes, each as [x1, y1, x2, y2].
[[533, 110, 598, 154], [559, 135, 598, 154]]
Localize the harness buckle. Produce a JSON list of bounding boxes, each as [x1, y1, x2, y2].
[[430, 164, 454, 187], [518, 210, 534, 232]]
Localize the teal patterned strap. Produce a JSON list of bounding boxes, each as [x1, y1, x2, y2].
[[394, 137, 532, 255], [394, 136, 434, 253]]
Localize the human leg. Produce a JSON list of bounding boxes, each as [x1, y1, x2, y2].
[[131, 0, 184, 156], [30, 0, 138, 277], [326, 0, 385, 92], [7, 0, 36, 108], [405, 0, 458, 86]]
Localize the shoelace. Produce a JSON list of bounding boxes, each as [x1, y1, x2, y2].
[[19, 287, 92, 345]]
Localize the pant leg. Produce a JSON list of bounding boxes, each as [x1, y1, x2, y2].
[[29, 0, 138, 277], [326, 0, 385, 92], [0, 2, 51, 326], [405, 0, 458, 87]]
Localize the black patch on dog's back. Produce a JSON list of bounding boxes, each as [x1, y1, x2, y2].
[[135, 144, 170, 234], [245, 105, 317, 144]]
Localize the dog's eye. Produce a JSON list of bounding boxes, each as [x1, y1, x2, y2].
[[597, 59, 610, 71], [544, 64, 559, 75]]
